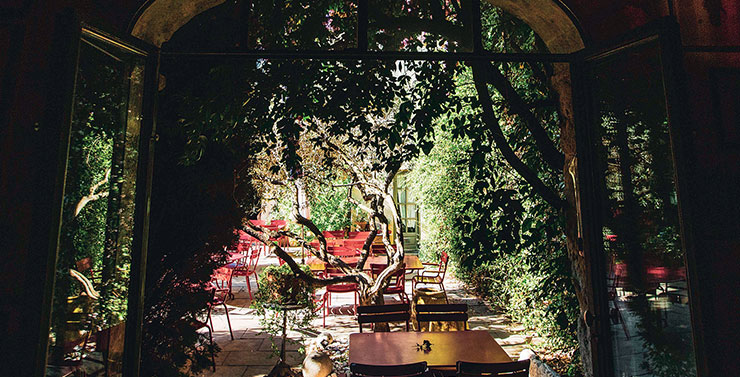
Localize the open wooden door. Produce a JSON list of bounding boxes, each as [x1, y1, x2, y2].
[[41, 13, 159, 377], [572, 17, 705, 377]]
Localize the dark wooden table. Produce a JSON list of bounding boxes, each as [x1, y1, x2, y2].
[[348, 330, 511, 368]]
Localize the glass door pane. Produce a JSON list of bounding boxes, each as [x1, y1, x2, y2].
[[46, 28, 148, 377], [587, 38, 697, 377]]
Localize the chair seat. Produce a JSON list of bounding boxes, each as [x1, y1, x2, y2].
[[384, 286, 404, 294], [327, 283, 358, 292], [232, 268, 256, 277], [413, 275, 442, 284]]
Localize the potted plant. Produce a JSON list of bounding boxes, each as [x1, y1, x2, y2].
[[252, 264, 317, 355]]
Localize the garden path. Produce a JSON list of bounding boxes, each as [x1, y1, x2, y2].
[[199, 252, 543, 377]]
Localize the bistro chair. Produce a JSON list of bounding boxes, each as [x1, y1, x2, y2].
[[207, 282, 234, 340], [415, 303, 469, 331], [231, 245, 261, 300], [350, 361, 429, 377], [330, 247, 361, 258], [348, 231, 372, 240], [212, 266, 234, 299], [411, 251, 450, 302], [456, 360, 530, 377], [357, 303, 411, 332], [370, 264, 410, 303], [323, 230, 346, 239], [344, 239, 369, 254], [325, 264, 359, 315]]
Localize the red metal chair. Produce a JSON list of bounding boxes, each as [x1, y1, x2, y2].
[[206, 282, 234, 340], [370, 264, 409, 303], [347, 231, 372, 239], [329, 247, 361, 258], [323, 230, 346, 239], [325, 263, 359, 318], [411, 251, 450, 302], [230, 245, 261, 300]]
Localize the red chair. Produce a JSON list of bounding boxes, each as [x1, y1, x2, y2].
[[370, 264, 409, 303], [325, 264, 359, 318], [212, 266, 234, 298], [230, 245, 261, 300], [348, 231, 371, 239], [206, 282, 234, 340], [343, 239, 367, 254], [268, 219, 287, 228], [249, 219, 266, 227], [329, 247, 361, 258], [323, 230, 346, 239], [411, 251, 450, 302]]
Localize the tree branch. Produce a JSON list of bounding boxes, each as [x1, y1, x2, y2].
[[480, 62, 565, 171], [471, 62, 566, 210], [74, 168, 110, 217], [240, 223, 365, 287]]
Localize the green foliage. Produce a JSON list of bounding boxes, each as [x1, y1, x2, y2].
[[410, 122, 579, 356], [407, 7, 580, 369], [274, 178, 353, 236], [307, 180, 354, 232], [155, 1, 585, 375], [252, 264, 317, 355]]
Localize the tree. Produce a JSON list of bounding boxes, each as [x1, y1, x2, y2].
[[241, 94, 452, 306]]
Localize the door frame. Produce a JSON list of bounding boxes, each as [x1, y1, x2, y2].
[[570, 16, 706, 377], [38, 12, 159, 377]]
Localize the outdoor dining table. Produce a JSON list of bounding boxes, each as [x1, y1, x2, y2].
[[306, 254, 424, 272], [348, 330, 511, 369]]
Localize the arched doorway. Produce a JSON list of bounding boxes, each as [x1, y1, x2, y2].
[[39, 1, 703, 376]]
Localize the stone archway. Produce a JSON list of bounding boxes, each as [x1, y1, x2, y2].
[[130, 0, 584, 52], [129, 1, 594, 375]]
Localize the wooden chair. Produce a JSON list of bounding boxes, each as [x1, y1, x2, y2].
[[350, 361, 428, 377], [370, 264, 409, 303], [415, 303, 468, 330], [357, 303, 411, 332], [456, 360, 530, 377], [412, 251, 449, 301]]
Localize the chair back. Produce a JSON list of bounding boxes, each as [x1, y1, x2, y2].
[[211, 267, 232, 292], [323, 230, 346, 239], [207, 280, 229, 306], [249, 219, 265, 227], [348, 231, 372, 239], [269, 219, 287, 228], [246, 245, 261, 272], [357, 303, 411, 332], [344, 239, 368, 253], [439, 251, 449, 279], [330, 247, 360, 258], [456, 360, 530, 377], [350, 361, 427, 377], [370, 264, 405, 290], [415, 303, 468, 329]]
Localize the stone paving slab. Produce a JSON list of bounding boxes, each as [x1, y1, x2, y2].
[[199, 253, 543, 376]]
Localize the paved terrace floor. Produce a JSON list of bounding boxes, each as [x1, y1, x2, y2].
[[199, 252, 543, 377]]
